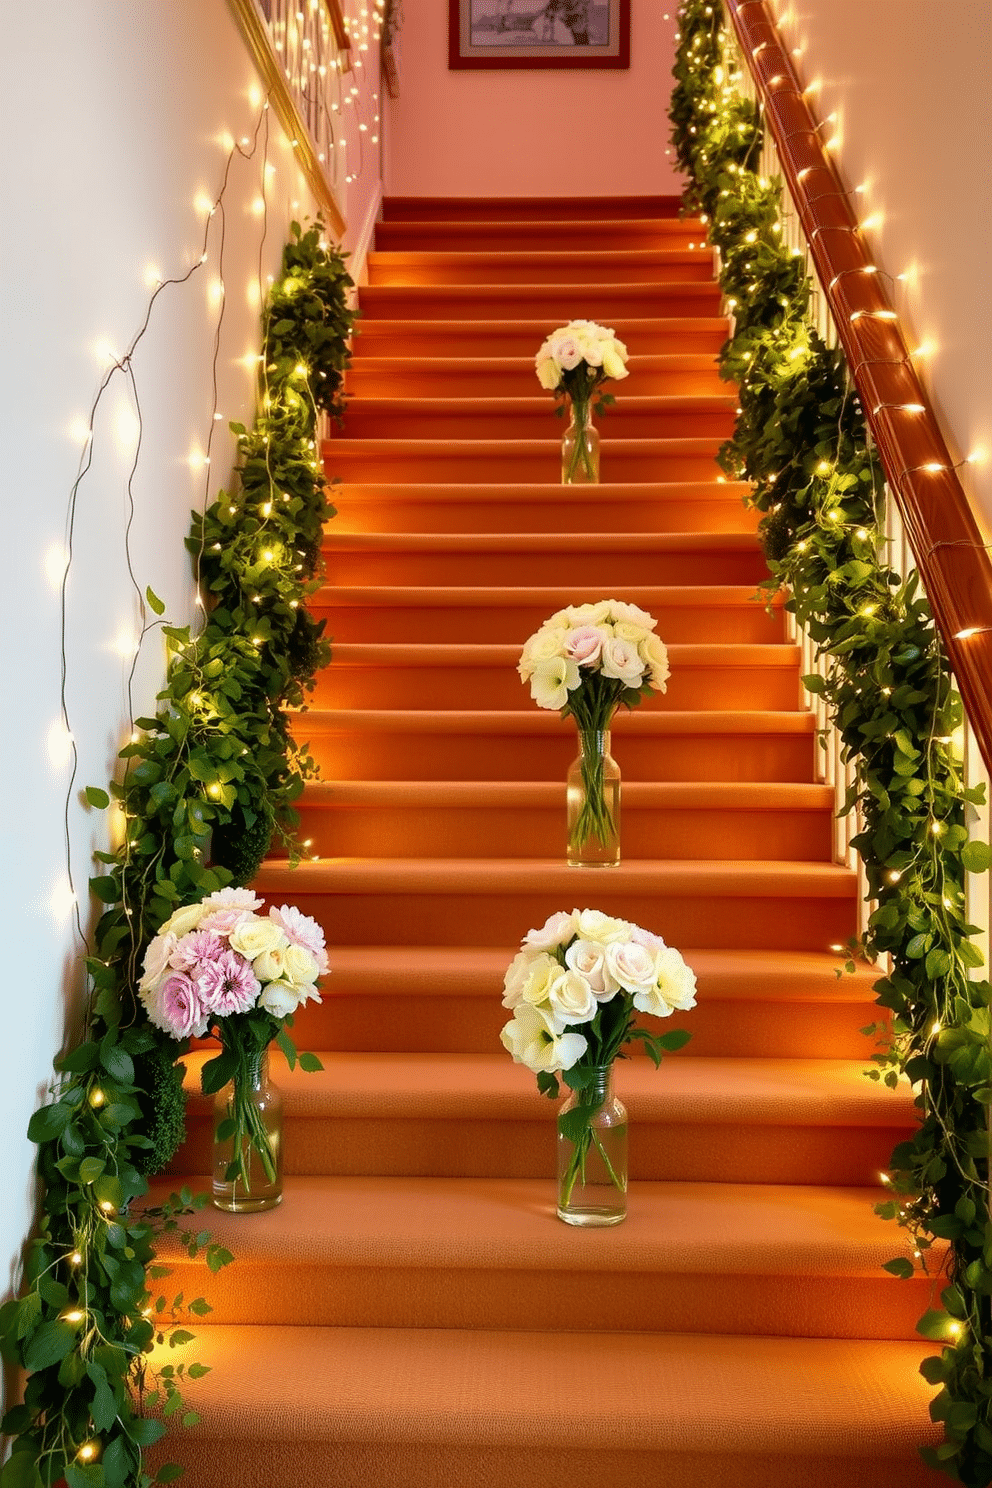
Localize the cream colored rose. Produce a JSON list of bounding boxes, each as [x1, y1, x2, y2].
[[229, 916, 286, 961], [528, 655, 580, 710], [640, 632, 670, 691], [605, 940, 658, 997], [574, 909, 631, 945], [253, 945, 287, 983], [567, 600, 612, 626], [607, 600, 657, 629], [283, 943, 320, 987], [518, 625, 569, 681], [546, 968, 598, 1025], [259, 980, 301, 1018], [535, 355, 561, 390], [564, 937, 617, 997], [632, 946, 698, 1019], [600, 637, 645, 687], [159, 903, 207, 939], [518, 952, 561, 1007], [601, 342, 629, 380], [523, 910, 577, 952], [613, 621, 651, 646], [140, 931, 177, 992], [502, 949, 535, 1008]]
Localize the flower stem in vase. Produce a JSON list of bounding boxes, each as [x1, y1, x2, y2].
[[557, 1064, 627, 1226], [212, 1044, 283, 1213], [561, 397, 600, 484], [567, 727, 620, 866]]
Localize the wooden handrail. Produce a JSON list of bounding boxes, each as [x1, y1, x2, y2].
[[725, 0, 992, 776]]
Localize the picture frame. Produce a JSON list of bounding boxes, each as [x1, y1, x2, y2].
[[449, 0, 630, 70]]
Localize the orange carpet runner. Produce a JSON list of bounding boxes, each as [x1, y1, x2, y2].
[[152, 196, 944, 1486]]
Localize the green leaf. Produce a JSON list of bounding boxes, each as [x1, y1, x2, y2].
[[916, 1308, 954, 1340], [26, 1100, 72, 1143], [86, 1362, 119, 1432], [146, 586, 167, 616], [298, 1051, 323, 1073], [275, 1026, 297, 1071], [100, 1039, 135, 1085], [0, 1452, 43, 1488], [24, 1319, 75, 1371], [85, 786, 110, 809], [154, 1467, 186, 1484], [882, 1257, 915, 1279], [124, 1415, 166, 1447], [961, 838, 992, 873]]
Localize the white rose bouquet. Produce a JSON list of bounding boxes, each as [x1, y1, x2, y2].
[[140, 887, 327, 1193], [500, 909, 695, 1211], [518, 600, 670, 861], [535, 319, 629, 481]]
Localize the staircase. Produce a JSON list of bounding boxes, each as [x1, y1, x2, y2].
[[152, 197, 945, 1486]]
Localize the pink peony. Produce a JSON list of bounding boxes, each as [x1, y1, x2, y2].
[[197, 949, 261, 1017], [169, 929, 227, 973], [268, 905, 329, 975]]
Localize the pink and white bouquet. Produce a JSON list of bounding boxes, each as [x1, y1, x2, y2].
[[140, 887, 327, 1193], [500, 909, 695, 1207], [518, 601, 669, 859], [535, 319, 629, 398]]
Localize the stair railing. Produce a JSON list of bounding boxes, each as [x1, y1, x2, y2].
[[718, 0, 992, 963]]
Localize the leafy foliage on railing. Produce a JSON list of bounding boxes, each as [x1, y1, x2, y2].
[[671, 5, 992, 1483], [0, 221, 355, 1488]]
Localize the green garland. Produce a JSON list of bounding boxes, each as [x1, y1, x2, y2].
[[671, 5, 991, 1482], [0, 221, 356, 1488]]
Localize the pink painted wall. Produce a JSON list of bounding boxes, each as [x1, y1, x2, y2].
[[383, 1, 686, 198]]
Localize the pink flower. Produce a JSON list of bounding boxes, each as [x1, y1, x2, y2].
[[198, 906, 252, 937], [269, 905, 329, 975], [153, 972, 210, 1040], [169, 929, 227, 973], [523, 910, 577, 952], [197, 949, 261, 1016], [564, 625, 608, 667], [553, 335, 583, 371]]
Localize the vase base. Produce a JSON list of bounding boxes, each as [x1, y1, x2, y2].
[[212, 1189, 282, 1214], [566, 859, 620, 868], [557, 1206, 626, 1227]]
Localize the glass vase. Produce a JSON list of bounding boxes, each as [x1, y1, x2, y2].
[[212, 1047, 283, 1213], [567, 728, 620, 866], [557, 1064, 627, 1226], [561, 398, 600, 484]]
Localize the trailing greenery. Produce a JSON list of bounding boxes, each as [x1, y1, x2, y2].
[[0, 220, 356, 1488], [671, 5, 991, 1482]]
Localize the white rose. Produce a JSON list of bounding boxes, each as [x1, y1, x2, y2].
[[523, 910, 578, 952], [536, 355, 561, 390], [639, 632, 670, 692], [499, 1004, 588, 1074], [607, 600, 657, 630], [632, 946, 698, 1019], [573, 909, 631, 945], [259, 980, 301, 1018], [613, 621, 650, 646], [600, 637, 646, 687], [575, 332, 603, 367], [601, 343, 629, 380], [518, 625, 569, 681], [502, 949, 537, 1009], [546, 968, 598, 1025], [283, 943, 320, 986], [159, 902, 207, 938], [229, 915, 286, 961], [528, 655, 580, 710], [253, 945, 287, 983], [551, 334, 583, 371], [518, 953, 562, 1007], [567, 600, 612, 625], [140, 931, 177, 992], [605, 940, 658, 996], [565, 938, 618, 998]]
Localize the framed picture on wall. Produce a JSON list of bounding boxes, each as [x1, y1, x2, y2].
[[449, 0, 630, 69]]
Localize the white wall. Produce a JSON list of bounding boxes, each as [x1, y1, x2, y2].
[[0, 0, 380, 1413], [770, 0, 992, 533], [383, 0, 685, 198]]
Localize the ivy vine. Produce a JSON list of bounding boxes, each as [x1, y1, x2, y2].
[[0, 220, 356, 1488], [671, 4, 991, 1482]]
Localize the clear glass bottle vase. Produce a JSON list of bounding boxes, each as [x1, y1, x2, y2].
[[561, 398, 600, 484], [566, 728, 620, 866], [212, 1047, 283, 1213], [557, 1064, 628, 1226]]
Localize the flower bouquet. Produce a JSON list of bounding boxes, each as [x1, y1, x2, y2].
[[500, 909, 696, 1225], [517, 600, 669, 865], [140, 887, 327, 1211], [534, 319, 629, 483]]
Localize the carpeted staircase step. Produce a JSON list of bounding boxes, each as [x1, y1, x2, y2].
[[145, 1326, 941, 1488], [146, 1174, 930, 1341], [381, 194, 687, 221], [328, 479, 758, 534], [337, 393, 737, 440], [366, 248, 718, 286], [323, 434, 729, 484], [374, 216, 709, 252], [293, 945, 883, 1060], [321, 532, 768, 587], [310, 582, 785, 644], [345, 352, 728, 398], [309, 641, 801, 710], [352, 315, 731, 358], [251, 858, 856, 951], [175, 1050, 914, 1185], [294, 779, 835, 861], [358, 281, 723, 321], [293, 707, 816, 782]]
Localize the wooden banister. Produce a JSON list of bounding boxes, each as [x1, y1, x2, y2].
[[725, 0, 992, 775]]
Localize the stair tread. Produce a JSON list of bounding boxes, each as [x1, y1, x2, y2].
[[147, 1174, 911, 1275], [348, 352, 726, 371], [183, 1050, 912, 1125], [301, 779, 833, 807], [298, 708, 815, 733], [326, 435, 727, 453], [324, 532, 760, 552], [367, 248, 714, 266], [324, 640, 796, 663], [342, 393, 738, 411], [325, 944, 878, 1000], [313, 582, 780, 604], [332, 479, 752, 501]]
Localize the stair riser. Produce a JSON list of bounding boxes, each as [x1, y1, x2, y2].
[[294, 800, 834, 862], [358, 287, 723, 321], [173, 1109, 908, 1186], [324, 442, 725, 484], [321, 548, 767, 587], [294, 993, 881, 1061], [157, 1259, 927, 1341], [309, 663, 800, 711], [367, 258, 718, 288], [355, 323, 730, 356], [330, 494, 759, 535], [256, 887, 854, 952], [381, 196, 686, 221], [345, 364, 726, 399], [375, 225, 708, 253], [311, 602, 785, 645], [337, 406, 737, 440], [293, 730, 815, 784]]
